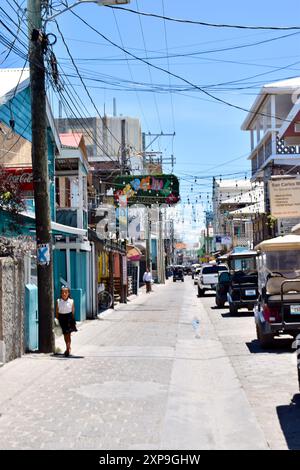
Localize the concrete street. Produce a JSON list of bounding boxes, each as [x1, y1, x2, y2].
[[0, 277, 299, 450]]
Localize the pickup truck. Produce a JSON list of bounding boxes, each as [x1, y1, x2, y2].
[[197, 264, 228, 297]]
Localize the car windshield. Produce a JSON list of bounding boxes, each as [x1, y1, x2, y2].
[[259, 250, 300, 278], [229, 257, 256, 272], [202, 265, 227, 274]]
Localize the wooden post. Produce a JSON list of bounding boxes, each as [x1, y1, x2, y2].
[[28, 0, 54, 353]]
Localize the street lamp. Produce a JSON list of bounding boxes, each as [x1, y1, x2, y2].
[[46, 0, 130, 23]]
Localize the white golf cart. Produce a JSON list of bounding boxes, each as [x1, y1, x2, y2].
[[255, 234, 300, 349]]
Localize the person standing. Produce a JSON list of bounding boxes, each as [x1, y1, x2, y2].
[[56, 286, 77, 357], [143, 267, 153, 293]]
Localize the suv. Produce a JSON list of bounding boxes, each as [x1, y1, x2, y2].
[[197, 264, 228, 297]]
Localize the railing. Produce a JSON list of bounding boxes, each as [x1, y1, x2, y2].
[[251, 132, 300, 177]]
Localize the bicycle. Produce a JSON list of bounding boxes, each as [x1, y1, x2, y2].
[[98, 290, 113, 311]]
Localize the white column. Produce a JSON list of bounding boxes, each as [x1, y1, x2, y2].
[[271, 95, 277, 154], [77, 172, 83, 229], [250, 130, 254, 151]]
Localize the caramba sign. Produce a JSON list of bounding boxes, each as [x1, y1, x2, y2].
[[113, 174, 180, 206]]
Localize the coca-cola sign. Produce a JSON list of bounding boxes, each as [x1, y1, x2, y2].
[[3, 168, 33, 191]]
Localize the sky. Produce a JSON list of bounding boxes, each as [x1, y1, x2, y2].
[[2, 0, 300, 242]]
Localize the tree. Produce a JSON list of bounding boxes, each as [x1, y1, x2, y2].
[[0, 166, 25, 214]]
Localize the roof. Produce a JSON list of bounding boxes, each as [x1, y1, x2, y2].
[[228, 250, 257, 257], [229, 201, 264, 216], [255, 234, 300, 251], [59, 133, 84, 148], [222, 187, 263, 205], [0, 68, 61, 152], [0, 68, 30, 104], [241, 76, 300, 131]]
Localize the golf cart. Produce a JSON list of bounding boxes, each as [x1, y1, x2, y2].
[[226, 250, 259, 315], [255, 235, 300, 349]]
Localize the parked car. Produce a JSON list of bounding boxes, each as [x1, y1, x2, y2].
[[197, 264, 228, 296], [226, 251, 258, 315], [173, 268, 184, 282], [254, 235, 300, 351]]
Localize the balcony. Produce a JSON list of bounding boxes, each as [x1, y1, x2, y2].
[[250, 131, 300, 178]]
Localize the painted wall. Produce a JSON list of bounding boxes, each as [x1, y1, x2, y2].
[[0, 257, 25, 363], [0, 87, 56, 219]]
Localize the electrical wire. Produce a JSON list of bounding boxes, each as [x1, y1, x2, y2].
[[107, 6, 300, 31], [135, 0, 163, 133], [67, 9, 300, 126]]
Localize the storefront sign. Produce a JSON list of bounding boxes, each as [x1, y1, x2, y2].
[[2, 167, 33, 191], [269, 178, 300, 218]]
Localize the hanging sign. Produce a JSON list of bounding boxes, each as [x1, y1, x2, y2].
[[113, 174, 180, 206]]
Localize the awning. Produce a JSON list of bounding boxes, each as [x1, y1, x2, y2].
[[127, 245, 142, 261]]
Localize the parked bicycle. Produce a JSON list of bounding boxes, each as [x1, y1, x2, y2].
[[98, 290, 113, 311]]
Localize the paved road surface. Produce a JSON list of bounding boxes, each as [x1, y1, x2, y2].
[[0, 278, 299, 449]]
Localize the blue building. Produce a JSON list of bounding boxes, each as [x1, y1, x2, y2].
[[0, 68, 93, 350]]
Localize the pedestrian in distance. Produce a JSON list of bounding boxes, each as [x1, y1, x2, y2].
[[56, 286, 77, 357], [143, 267, 153, 293]]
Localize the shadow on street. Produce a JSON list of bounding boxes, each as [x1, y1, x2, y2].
[[52, 353, 85, 360], [277, 394, 300, 449], [221, 311, 254, 318], [246, 339, 294, 354]]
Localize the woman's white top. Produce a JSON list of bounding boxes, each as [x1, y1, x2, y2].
[[57, 298, 74, 314], [143, 272, 152, 282]]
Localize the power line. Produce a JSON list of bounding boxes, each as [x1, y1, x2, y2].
[[67, 9, 300, 126], [135, 0, 163, 133], [107, 5, 300, 31], [111, 7, 150, 132], [54, 19, 126, 158], [161, 0, 176, 134]]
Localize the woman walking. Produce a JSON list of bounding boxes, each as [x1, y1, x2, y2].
[[56, 286, 77, 357], [143, 267, 153, 293]]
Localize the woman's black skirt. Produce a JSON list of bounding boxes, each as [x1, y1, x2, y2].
[[58, 313, 77, 335]]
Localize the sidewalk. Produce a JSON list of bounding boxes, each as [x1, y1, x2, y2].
[[55, 281, 166, 353], [0, 277, 267, 450]]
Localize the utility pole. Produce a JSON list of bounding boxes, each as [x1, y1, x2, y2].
[[28, 0, 54, 353]]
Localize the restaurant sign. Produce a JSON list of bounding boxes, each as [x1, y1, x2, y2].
[[113, 174, 180, 206]]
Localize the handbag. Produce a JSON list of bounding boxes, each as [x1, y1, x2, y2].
[[54, 317, 63, 337]]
